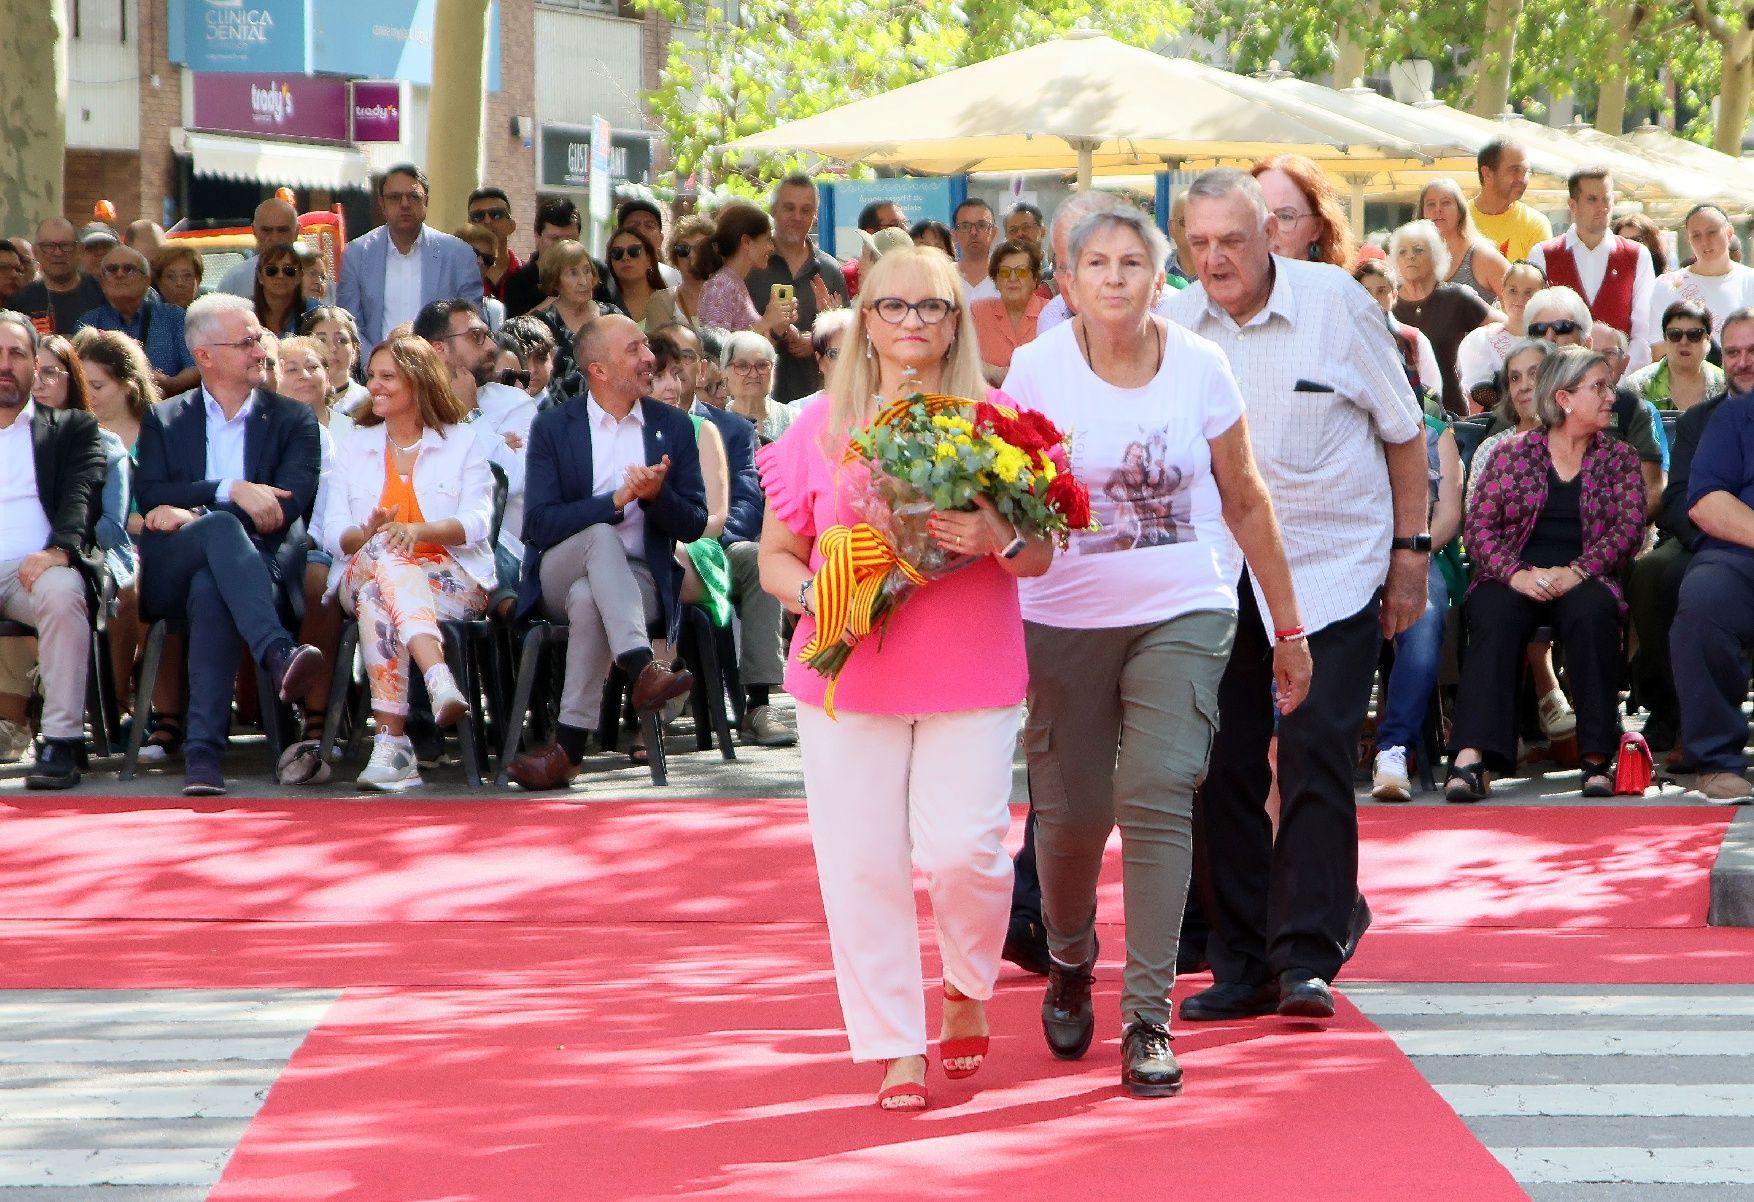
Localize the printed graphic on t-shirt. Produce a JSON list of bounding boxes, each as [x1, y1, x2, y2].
[[1077, 428, 1196, 555]]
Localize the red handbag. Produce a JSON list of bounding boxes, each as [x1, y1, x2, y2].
[[1615, 731, 1653, 795]]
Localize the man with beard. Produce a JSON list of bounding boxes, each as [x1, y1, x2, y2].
[[0, 311, 106, 788], [503, 315, 707, 789], [1469, 138, 1552, 263]]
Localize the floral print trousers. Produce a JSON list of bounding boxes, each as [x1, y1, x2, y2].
[[343, 539, 487, 717]]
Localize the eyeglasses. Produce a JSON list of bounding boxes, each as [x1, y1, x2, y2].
[[1528, 319, 1581, 338], [497, 368, 532, 388], [476, 252, 497, 267], [954, 221, 996, 235], [101, 263, 144, 277], [260, 264, 299, 278], [208, 335, 264, 354], [609, 244, 647, 262], [1272, 208, 1314, 226], [438, 326, 493, 345], [822, 348, 840, 361], [382, 191, 426, 206], [469, 207, 509, 223], [728, 359, 773, 373], [36, 364, 66, 380], [870, 296, 957, 325], [672, 242, 697, 260], [37, 241, 75, 254], [1665, 326, 1709, 344], [1562, 380, 1615, 396], [995, 266, 1034, 282]]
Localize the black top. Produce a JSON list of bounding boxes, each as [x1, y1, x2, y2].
[[746, 243, 849, 404], [1394, 283, 1492, 417], [1524, 467, 1584, 568], [7, 276, 106, 336]]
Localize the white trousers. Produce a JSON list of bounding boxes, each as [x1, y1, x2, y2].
[[797, 701, 1023, 1062]]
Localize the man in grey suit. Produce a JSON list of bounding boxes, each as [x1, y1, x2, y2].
[[336, 163, 484, 348]]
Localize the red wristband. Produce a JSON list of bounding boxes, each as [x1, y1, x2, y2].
[[1274, 625, 1306, 643]]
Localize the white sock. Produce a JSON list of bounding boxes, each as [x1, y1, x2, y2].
[[424, 663, 458, 698]]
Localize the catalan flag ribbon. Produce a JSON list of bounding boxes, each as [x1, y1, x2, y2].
[[799, 523, 926, 718]]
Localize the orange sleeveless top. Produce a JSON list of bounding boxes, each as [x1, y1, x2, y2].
[[379, 451, 447, 561]]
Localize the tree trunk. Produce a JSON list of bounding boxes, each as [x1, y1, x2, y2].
[[1716, 20, 1754, 155], [0, 1, 65, 236], [1596, 78, 1628, 133], [425, 0, 491, 231], [1333, 27, 1370, 89], [1470, 0, 1522, 117], [1594, 2, 1642, 133]]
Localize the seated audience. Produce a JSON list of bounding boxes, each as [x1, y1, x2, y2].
[[499, 315, 558, 400], [1355, 259, 1442, 399], [1446, 347, 1646, 801], [721, 330, 795, 443], [644, 214, 714, 332], [151, 244, 203, 311], [1391, 219, 1494, 416], [810, 309, 854, 389], [76, 245, 200, 397], [454, 223, 506, 331], [253, 243, 316, 338], [1624, 301, 1727, 412], [301, 306, 370, 415], [322, 336, 496, 792], [605, 225, 669, 330], [1455, 260, 1547, 410], [532, 239, 623, 384]]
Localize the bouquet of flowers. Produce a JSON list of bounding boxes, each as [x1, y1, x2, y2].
[[802, 391, 1095, 713]]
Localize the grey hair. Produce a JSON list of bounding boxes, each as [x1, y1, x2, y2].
[[1184, 168, 1271, 230], [0, 308, 40, 354], [105, 245, 150, 273], [1523, 285, 1593, 334], [1048, 190, 1125, 259], [1389, 220, 1452, 282], [1493, 337, 1554, 426], [721, 328, 776, 369], [810, 308, 855, 358], [1065, 207, 1172, 280], [1533, 346, 1607, 429], [1721, 305, 1754, 343], [185, 292, 256, 350]]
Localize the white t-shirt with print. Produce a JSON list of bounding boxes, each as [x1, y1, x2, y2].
[[1005, 318, 1245, 630], [1648, 263, 1754, 343]]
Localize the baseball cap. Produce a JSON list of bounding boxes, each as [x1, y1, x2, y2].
[[79, 222, 120, 247]]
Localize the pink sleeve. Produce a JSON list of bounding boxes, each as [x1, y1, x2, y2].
[[756, 405, 823, 539]]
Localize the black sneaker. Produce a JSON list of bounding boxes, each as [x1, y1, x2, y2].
[[1121, 1020, 1183, 1098], [24, 739, 81, 790], [264, 642, 323, 703], [1041, 957, 1096, 1060], [1002, 913, 1051, 976], [182, 748, 227, 797], [1178, 978, 1280, 1022]]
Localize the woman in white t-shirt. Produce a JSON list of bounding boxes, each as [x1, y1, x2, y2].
[[1648, 204, 1754, 355], [1001, 206, 1310, 1098]]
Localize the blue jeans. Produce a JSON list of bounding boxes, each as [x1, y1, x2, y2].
[[1376, 562, 1448, 752]]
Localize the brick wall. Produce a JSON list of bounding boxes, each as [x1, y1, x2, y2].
[[63, 151, 141, 229], [135, 0, 183, 227], [484, 0, 537, 261]]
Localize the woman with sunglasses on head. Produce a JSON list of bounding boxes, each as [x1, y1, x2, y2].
[[1624, 301, 1726, 413], [604, 226, 668, 329], [253, 243, 315, 338], [645, 215, 715, 332]]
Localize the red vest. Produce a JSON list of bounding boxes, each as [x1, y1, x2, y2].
[[1537, 234, 1640, 336]]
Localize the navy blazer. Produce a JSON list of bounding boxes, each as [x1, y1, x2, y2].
[[517, 394, 709, 637], [690, 400, 762, 545], [336, 223, 484, 348], [135, 387, 322, 558]]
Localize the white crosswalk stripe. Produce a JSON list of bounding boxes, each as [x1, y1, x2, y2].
[[1350, 983, 1754, 1198], [0, 989, 336, 1192]]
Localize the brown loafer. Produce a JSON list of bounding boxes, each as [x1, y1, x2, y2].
[[629, 660, 694, 714], [505, 742, 580, 791]]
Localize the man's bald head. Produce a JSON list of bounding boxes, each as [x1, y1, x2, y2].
[[252, 200, 298, 252], [581, 314, 655, 408]]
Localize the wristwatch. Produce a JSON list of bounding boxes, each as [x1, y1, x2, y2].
[[798, 577, 816, 616], [1391, 534, 1433, 553], [1000, 526, 1026, 560]]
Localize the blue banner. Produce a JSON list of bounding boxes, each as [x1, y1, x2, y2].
[[174, 0, 310, 75], [310, 0, 501, 91], [821, 177, 963, 260]]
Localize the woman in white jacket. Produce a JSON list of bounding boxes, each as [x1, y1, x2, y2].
[[323, 335, 496, 791]]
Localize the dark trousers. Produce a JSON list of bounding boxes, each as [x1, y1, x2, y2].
[[1449, 577, 1622, 769], [1192, 579, 1381, 985], [140, 512, 292, 755], [1011, 809, 1040, 918], [1627, 537, 1692, 733], [1672, 550, 1754, 774]]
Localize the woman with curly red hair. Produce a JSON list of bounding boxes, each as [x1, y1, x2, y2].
[[1252, 154, 1358, 269]]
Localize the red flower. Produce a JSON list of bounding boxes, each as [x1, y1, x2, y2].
[[976, 402, 1066, 453], [1046, 473, 1092, 529]]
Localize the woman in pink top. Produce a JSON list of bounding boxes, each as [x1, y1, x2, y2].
[[757, 246, 1053, 1113], [970, 237, 1047, 386]]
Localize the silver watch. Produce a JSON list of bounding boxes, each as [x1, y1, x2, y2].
[[798, 577, 816, 615]]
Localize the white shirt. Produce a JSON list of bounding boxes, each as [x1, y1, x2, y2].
[[1528, 227, 1656, 370], [1453, 322, 1523, 396], [218, 257, 257, 299], [381, 227, 427, 340], [1038, 291, 1177, 335], [471, 380, 538, 556], [0, 402, 51, 563], [1648, 263, 1754, 346], [203, 387, 255, 503], [586, 393, 649, 560], [1165, 256, 1423, 636], [1006, 321, 1245, 629]]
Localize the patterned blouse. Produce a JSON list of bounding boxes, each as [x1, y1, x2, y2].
[[1464, 428, 1646, 610], [698, 268, 761, 332]]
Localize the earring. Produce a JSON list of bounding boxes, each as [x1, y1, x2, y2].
[[864, 340, 874, 361]]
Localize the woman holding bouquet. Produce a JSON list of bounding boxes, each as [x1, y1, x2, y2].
[[1002, 205, 1310, 1097], [758, 246, 1053, 1112]]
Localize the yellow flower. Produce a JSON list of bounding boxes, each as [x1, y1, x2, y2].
[[992, 444, 1029, 484], [934, 441, 960, 461]]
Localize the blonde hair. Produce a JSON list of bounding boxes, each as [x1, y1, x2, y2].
[[823, 246, 987, 444]]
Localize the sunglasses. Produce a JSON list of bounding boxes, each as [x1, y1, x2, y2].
[[101, 263, 144, 277], [1665, 326, 1709, 344], [497, 368, 532, 388], [477, 252, 497, 267], [609, 244, 646, 262], [469, 207, 509, 223], [673, 242, 697, 259], [1528, 319, 1580, 337], [995, 266, 1034, 281], [260, 264, 299, 278]]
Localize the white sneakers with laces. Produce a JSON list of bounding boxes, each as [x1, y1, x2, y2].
[[1371, 745, 1412, 803], [357, 734, 422, 792]]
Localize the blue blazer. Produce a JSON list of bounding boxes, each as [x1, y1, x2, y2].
[[690, 400, 762, 545], [336, 224, 484, 347], [135, 387, 321, 558], [517, 395, 709, 638]]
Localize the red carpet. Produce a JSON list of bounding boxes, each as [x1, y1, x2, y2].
[[0, 797, 1741, 1200]]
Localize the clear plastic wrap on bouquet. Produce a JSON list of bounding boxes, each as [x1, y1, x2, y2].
[[847, 467, 984, 604]]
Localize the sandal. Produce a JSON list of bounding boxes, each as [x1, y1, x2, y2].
[[1580, 757, 1615, 798], [629, 733, 650, 767], [876, 1080, 929, 1112], [137, 712, 183, 764], [1444, 759, 1490, 804], [940, 983, 988, 1081]]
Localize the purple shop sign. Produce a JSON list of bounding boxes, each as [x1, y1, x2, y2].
[[192, 72, 350, 143], [350, 82, 402, 143]]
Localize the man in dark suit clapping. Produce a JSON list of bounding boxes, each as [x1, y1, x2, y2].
[[135, 294, 324, 796], [505, 315, 708, 790]]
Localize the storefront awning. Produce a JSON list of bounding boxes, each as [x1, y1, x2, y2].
[[171, 129, 370, 192]]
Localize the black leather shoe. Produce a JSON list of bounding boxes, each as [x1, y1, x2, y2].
[[182, 748, 227, 797], [1177, 978, 1279, 1022], [1277, 970, 1336, 1019], [1120, 1021, 1183, 1098], [1175, 943, 1209, 976], [1041, 957, 1096, 1060], [265, 642, 323, 703], [24, 739, 80, 790], [1002, 913, 1051, 976]]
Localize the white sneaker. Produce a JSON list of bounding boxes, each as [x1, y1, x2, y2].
[[357, 736, 423, 792], [1371, 745, 1412, 802], [429, 681, 470, 729], [0, 718, 31, 764], [1538, 689, 1578, 738]]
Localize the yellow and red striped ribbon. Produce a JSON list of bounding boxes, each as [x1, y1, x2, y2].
[[801, 523, 926, 718]]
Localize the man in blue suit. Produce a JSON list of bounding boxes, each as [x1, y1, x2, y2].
[[337, 163, 484, 348], [135, 294, 324, 796], [505, 314, 708, 790]]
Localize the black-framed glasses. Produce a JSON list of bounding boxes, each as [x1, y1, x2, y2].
[[954, 221, 995, 235], [438, 326, 493, 345], [36, 241, 75, 254], [672, 242, 697, 259], [609, 244, 646, 262], [476, 252, 497, 267], [1665, 326, 1709, 344], [469, 207, 509, 223], [870, 296, 957, 325], [497, 368, 532, 388], [101, 263, 145, 277], [1529, 319, 1580, 338], [260, 264, 299, 278]]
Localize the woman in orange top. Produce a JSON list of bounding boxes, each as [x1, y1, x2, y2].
[[970, 237, 1047, 386], [322, 336, 498, 791]]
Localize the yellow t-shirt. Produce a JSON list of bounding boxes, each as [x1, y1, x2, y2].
[[1469, 200, 1553, 264]]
